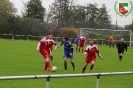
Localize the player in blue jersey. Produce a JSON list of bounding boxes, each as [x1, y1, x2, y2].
[[75, 33, 81, 52], [60, 36, 76, 72]]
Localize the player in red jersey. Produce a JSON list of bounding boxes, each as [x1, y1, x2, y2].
[[82, 40, 103, 73], [78, 34, 86, 52], [36, 35, 54, 72], [47, 35, 58, 61]]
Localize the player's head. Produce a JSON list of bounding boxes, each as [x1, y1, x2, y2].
[[77, 33, 80, 35], [120, 38, 124, 42], [81, 34, 84, 36], [89, 39, 94, 45], [45, 35, 49, 39], [65, 36, 69, 42], [49, 35, 53, 39]]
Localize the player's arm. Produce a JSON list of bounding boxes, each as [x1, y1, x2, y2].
[[36, 42, 41, 51], [59, 39, 65, 47], [84, 46, 89, 55], [53, 40, 58, 50], [36, 37, 47, 51], [96, 46, 103, 59]]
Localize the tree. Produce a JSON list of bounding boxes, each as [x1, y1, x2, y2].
[[0, 0, 17, 17], [97, 4, 111, 29], [124, 24, 132, 30], [86, 3, 111, 29], [0, 0, 17, 34], [49, 0, 75, 28], [22, 0, 46, 22]]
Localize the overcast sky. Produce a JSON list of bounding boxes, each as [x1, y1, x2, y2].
[[10, 0, 133, 27]]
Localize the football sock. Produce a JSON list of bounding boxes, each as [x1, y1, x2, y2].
[[46, 61, 51, 68], [44, 62, 47, 71], [71, 62, 75, 68], [78, 48, 80, 52], [82, 49, 84, 52], [120, 56, 122, 61], [64, 61, 67, 70], [82, 67, 86, 73], [119, 56, 122, 61], [90, 64, 94, 70], [51, 56, 53, 61]]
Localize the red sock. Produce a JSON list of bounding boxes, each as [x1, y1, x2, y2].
[[46, 61, 51, 68]]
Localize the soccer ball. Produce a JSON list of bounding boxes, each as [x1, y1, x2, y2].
[[52, 66, 57, 71]]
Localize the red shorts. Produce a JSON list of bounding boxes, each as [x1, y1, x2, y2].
[[85, 57, 96, 63], [40, 49, 49, 59], [79, 43, 84, 47]]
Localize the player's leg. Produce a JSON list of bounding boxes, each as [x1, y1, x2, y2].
[[44, 62, 47, 71], [42, 50, 53, 72], [109, 42, 111, 48], [78, 45, 81, 52], [82, 63, 88, 73], [90, 61, 95, 73], [112, 42, 114, 48], [119, 51, 124, 61], [49, 54, 53, 61], [118, 50, 123, 61], [70, 59, 76, 71], [64, 57, 67, 71], [64, 53, 68, 71], [82, 46, 84, 52], [48, 48, 53, 61], [82, 58, 89, 73], [40, 50, 48, 71], [69, 53, 75, 71]]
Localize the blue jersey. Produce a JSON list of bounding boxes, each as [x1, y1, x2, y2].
[[75, 35, 81, 44], [64, 41, 73, 53], [63, 41, 73, 58]]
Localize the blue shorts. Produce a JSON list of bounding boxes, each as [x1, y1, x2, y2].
[[110, 42, 114, 45], [63, 52, 73, 59]]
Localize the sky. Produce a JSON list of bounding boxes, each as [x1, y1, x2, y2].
[[10, 0, 133, 27]]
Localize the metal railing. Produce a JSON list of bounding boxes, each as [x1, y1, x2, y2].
[[0, 71, 133, 88]]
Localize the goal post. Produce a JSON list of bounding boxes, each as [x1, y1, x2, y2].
[[80, 28, 133, 47]]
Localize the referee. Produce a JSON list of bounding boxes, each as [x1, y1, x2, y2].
[[116, 38, 127, 61]]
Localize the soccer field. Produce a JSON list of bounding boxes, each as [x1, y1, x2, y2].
[[0, 39, 133, 88]]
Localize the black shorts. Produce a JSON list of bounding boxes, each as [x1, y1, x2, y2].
[[118, 50, 124, 54]]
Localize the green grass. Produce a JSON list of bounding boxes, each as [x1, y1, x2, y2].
[[0, 39, 133, 88]]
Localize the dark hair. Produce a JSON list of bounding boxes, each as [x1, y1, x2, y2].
[[65, 36, 69, 41]]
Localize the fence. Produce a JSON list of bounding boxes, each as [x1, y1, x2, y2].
[[0, 34, 75, 42], [0, 71, 133, 88], [0, 34, 133, 46]]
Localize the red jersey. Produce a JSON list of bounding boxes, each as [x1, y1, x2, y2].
[[36, 37, 49, 52], [47, 39, 57, 51], [79, 36, 86, 44], [84, 45, 101, 58]]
